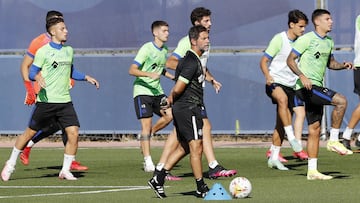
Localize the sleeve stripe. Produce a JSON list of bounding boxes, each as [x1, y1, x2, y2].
[[178, 76, 189, 84]]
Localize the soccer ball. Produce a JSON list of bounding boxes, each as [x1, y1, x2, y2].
[[229, 177, 252, 198]]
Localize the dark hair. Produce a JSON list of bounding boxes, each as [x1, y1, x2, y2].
[[151, 20, 168, 33], [188, 25, 207, 41], [311, 9, 331, 25], [46, 10, 63, 22], [190, 7, 211, 25], [288, 9, 308, 27], [46, 17, 64, 34]]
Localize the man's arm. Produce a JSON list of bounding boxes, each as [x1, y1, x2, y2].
[[287, 51, 312, 90], [165, 55, 179, 70], [205, 68, 221, 93], [20, 55, 36, 105], [260, 55, 274, 85], [128, 63, 160, 80], [168, 78, 186, 105], [328, 55, 353, 70]]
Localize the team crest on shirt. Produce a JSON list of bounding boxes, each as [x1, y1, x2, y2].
[[52, 61, 58, 68]]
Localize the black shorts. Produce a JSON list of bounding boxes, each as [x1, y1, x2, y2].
[[296, 85, 337, 124], [29, 102, 80, 131], [265, 83, 304, 111], [172, 102, 203, 142], [133, 95, 166, 119], [354, 68, 360, 96]]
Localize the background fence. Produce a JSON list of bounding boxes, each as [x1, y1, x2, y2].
[[1, 0, 360, 135]]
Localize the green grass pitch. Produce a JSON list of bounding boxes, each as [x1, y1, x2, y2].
[[0, 145, 359, 202]]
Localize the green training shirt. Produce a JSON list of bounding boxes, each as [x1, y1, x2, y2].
[[132, 42, 168, 97], [173, 35, 210, 68], [33, 42, 73, 103], [292, 31, 334, 89]]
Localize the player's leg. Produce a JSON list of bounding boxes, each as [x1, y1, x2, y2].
[[304, 102, 332, 180], [342, 103, 360, 149], [133, 95, 156, 172], [201, 107, 237, 179], [268, 113, 288, 170], [148, 140, 187, 199], [59, 125, 78, 180], [291, 96, 308, 160], [20, 119, 60, 165], [272, 85, 302, 152], [322, 90, 352, 155], [151, 107, 172, 134], [154, 128, 182, 181], [1, 127, 38, 181], [58, 102, 81, 180], [306, 120, 332, 180], [151, 95, 173, 135], [139, 117, 154, 172], [188, 139, 209, 198]]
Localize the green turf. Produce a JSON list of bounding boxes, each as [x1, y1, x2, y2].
[[0, 146, 358, 202]]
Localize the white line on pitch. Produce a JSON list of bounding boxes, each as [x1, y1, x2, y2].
[[0, 186, 150, 199], [0, 185, 148, 189]]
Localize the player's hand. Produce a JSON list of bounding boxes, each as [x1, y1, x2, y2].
[[299, 75, 312, 90], [85, 75, 100, 89], [160, 96, 170, 109], [211, 79, 222, 94], [265, 76, 274, 86], [148, 72, 161, 80], [23, 81, 36, 105]]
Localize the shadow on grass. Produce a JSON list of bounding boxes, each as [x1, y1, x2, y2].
[[296, 171, 351, 179]]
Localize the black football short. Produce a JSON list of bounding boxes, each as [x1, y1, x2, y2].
[[29, 102, 80, 131], [172, 102, 203, 142]]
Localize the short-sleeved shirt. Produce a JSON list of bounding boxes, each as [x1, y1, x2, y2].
[[33, 42, 73, 103], [292, 31, 334, 89], [26, 33, 52, 58], [264, 31, 298, 87], [174, 50, 205, 105], [132, 42, 168, 98], [172, 35, 210, 68]]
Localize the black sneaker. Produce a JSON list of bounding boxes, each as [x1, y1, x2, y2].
[[148, 176, 166, 199], [342, 139, 352, 150], [356, 139, 360, 148], [208, 165, 237, 179], [195, 184, 209, 198]]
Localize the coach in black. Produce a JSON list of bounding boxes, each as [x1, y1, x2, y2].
[[148, 25, 210, 199]]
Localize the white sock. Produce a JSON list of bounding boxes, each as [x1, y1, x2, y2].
[[156, 163, 164, 171], [61, 154, 75, 172], [26, 140, 35, 148], [329, 128, 340, 141], [342, 127, 353, 140], [144, 156, 153, 165], [8, 147, 21, 165], [209, 160, 219, 169], [271, 145, 281, 161], [269, 144, 275, 152], [308, 158, 317, 171], [284, 125, 296, 141]]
